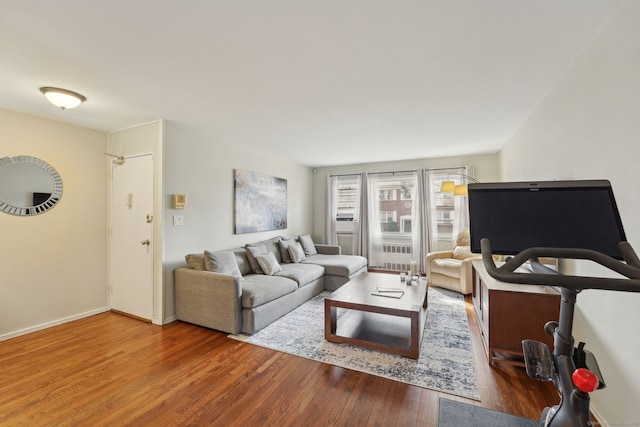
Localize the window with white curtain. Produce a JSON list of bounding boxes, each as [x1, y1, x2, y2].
[[327, 174, 362, 255], [336, 178, 359, 221], [427, 168, 469, 252], [326, 166, 471, 273], [367, 171, 418, 272]]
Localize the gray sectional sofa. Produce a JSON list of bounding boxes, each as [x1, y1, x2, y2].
[[174, 235, 367, 334]]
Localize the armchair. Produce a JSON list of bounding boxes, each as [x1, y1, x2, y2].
[[425, 229, 481, 295]]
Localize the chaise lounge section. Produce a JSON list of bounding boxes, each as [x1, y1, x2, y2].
[[175, 235, 367, 334]]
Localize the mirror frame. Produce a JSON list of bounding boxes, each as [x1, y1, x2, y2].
[[0, 155, 63, 216]]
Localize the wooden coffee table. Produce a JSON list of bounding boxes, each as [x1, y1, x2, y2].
[[324, 271, 428, 359]]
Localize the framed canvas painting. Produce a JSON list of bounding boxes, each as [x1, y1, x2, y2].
[[234, 169, 287, 234]]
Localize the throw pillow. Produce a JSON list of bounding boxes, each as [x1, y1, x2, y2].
[[204, 250, 243, 278], [245, 243, 268, 274], [452, 246, 474, 260], [256, 252, 282, 276], [456, 229, 471, 246], [298, 234, 318, 256], [185, 254, 205, 271], [279, 238, 297, 263], [288, 242, 306, 263]]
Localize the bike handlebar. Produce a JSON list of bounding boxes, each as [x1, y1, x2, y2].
[[480, 238, 640, 292]]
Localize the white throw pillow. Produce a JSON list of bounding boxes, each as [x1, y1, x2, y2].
[[452, 246, 474, 260]]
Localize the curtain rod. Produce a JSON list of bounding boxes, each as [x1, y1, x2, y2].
[[328, 166, 465, 178]]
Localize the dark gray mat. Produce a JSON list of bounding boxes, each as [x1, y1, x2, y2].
[[438, 398, 538, 427]]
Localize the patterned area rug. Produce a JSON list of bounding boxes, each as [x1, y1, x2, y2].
[[229, 286, 480, 400]]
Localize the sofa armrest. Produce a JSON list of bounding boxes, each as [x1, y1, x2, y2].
[[174, 268, 242, 334], [315, 244, 341, 255], [426, 250, 454, 261], [425, 251, 454, 276]]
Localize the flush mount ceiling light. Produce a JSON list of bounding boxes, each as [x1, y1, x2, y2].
[[39, 87, 87, 110]]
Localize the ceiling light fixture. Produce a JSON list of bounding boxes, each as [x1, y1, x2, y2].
[[39, 87, 87, 110]]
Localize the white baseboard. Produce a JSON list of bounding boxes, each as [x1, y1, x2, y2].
[[590, 403, 606, 426], [0, 307, 110, 342], [162, 315, 177, 324]]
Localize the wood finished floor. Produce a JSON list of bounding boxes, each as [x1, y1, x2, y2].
[[0, 296, 558, 426]]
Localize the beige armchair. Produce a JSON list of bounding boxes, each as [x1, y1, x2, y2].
[[425, 229, 481, 295]]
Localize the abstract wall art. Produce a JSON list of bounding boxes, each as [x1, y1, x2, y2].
[[234, 169, 287, 234]]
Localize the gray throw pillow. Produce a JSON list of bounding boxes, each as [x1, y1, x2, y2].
[[279, 238, 297, 263], [298, 234, 318, 256], [288, 242, 306, 263], [256, 252, 282, 276], [204, 250, 242, 278], [245, 243, 268, 274]]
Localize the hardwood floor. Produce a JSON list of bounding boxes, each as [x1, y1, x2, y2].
[[0, 296, 558, 426]]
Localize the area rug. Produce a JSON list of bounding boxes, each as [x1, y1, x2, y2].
[[229, 286, 480, 400], [438, 398, 537, 426]]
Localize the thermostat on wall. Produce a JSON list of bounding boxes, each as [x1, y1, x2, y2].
[[173, 194, 185, 209]]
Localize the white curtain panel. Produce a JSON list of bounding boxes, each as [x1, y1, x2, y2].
[[324, 174, 338, 245], [352, 173, 366, 257]]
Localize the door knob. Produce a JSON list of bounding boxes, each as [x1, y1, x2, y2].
[[141, 239, 151, 246]]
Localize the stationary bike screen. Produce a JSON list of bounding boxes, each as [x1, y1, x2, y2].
[[468, 180, 626, 259]]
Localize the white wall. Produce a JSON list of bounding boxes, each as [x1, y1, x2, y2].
[[500, 1, 640, 421], [162, 121, 314, 321], [311, 153, 501, 242], [0, 108, 108, 340]]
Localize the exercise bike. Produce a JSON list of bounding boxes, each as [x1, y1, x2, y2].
[[467, 179, 640, 426], [480, 238, 640, 427]]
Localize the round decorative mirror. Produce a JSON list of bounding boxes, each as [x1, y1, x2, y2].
[[0, 155, 63, 216]]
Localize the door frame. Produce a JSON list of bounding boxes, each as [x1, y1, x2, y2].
[[107, 120, 164, 325]]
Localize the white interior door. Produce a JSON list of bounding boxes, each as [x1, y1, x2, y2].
[[110, 155, 153, 320]]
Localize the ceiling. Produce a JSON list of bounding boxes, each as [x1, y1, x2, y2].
[[0, 1, 620, 167]]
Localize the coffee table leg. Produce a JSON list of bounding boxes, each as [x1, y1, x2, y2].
[[409, 311, 419, 359], [324, 300, 337, 340]]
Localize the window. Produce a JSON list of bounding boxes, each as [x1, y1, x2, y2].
[[400, 216, 412, 233], [336, 177, 360, 221], [428, 168, 469, 251], [379, 189, 397, 201], [367, 172, 418, 272], [328, 167, 470, 271]]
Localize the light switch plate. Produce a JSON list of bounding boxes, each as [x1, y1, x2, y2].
[[173, 215, 184, 226]]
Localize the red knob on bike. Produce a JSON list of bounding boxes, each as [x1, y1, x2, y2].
[[572, 368, 599, 392]]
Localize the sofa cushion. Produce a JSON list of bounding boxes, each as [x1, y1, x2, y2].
[[232, 247, 252, 276], [245, 243, 269, 274], [278, 237, 297, 263], [262, 236, 283, 262], [302, 254, 367, 277], [256, 252, 282, 276], [185, 254, 205, 271], [204, 250, 243, 278], [298, 234, 318, 256], [431, 258, 463, 278], [241, 274, 298, 308], [276, 263, 324, 287], [452, 245, 474, 260], [288, 242, 306, 263], [456, 229, 471, 246]]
